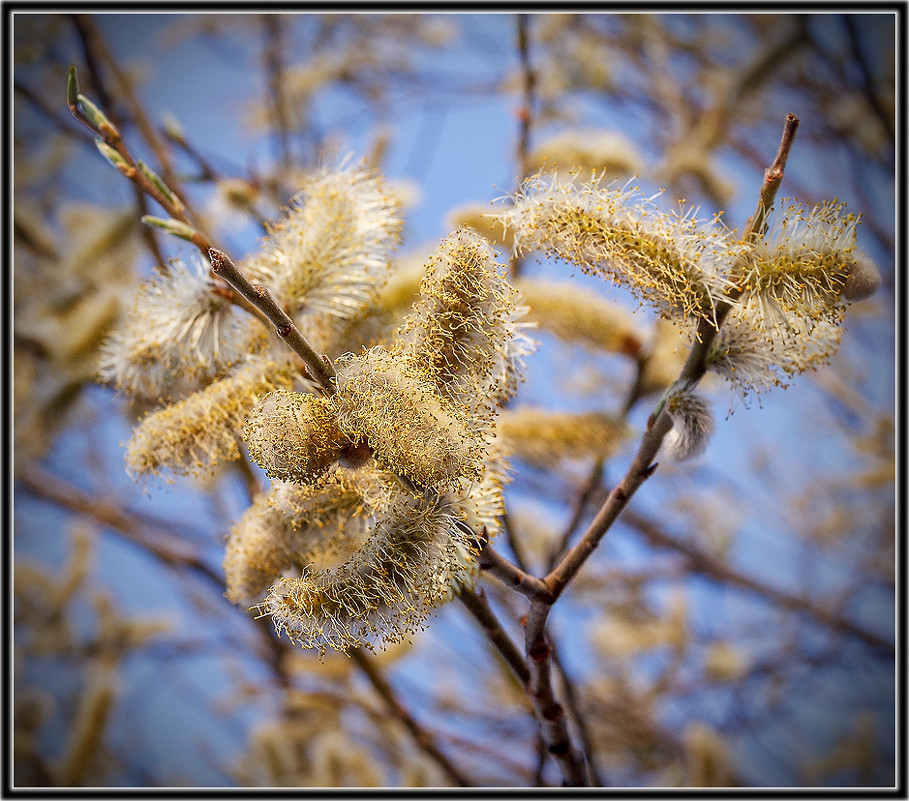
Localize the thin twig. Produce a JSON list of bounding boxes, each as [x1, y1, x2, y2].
[[71, 14, 196, 219], [510, 14, 536, 279], [545, 458, 604, 572], [622, 507, 894, 654], [515, 14, 536, 181], [207, 248, 337, 395], [263, 14, 294, 182], [63, 62, 270, 325], [17, 463, 222, 589], [348, 648, 472, 787], [457, 588, 529, 686], [501, 512, 531, 573], [549, 645, 605, 786], [479, 543, 551, 601]]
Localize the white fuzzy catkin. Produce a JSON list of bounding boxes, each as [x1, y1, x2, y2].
[[504, 171, 740, 325], [735, 200, 874, 329], [707, 300, 844, 401], [662, 390, 714, 462], [98, 257, 243, 402]]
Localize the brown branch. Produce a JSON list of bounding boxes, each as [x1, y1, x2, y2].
[[207, 248, 337, 395], [510, 114, 801, 787], [457, 587, 529, 686], [62, 63, 271, 328], [515, 14, 536, 181], [479, 543, 551, 601], [348, 648, 472, 787], [524, 629, 588, 786], [263, 14, 293, 180], [545, 457, 605, 572], [71, 14, 196, 220], [510, 14, 537, 280], [17, 462, 222, 589], [549, 645, 605, 786], [744, 112, 801, 242]]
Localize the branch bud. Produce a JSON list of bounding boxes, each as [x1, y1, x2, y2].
[[66, 65, 80, 112], [137, 160, 184, 214], [75, 93, 120, 140], [141, 215, 198, 244], [94, 140, 133, 177]]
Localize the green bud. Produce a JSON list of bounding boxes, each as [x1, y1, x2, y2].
[[76, 93, 120, 140], [137, 160, 183, 214], [141, 215, 198, 244], [95, 140, 131, 174], [160, 111, 186, 144], [66, 65, 80, 110]]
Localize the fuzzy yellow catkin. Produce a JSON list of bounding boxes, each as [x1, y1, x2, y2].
[[395, 227, 533, 409], [244, 389, 349, 484], [504, 171, 739, 325], [241, 162, 403, 353], [125, 358, 293, 478], [224, 476, 373, 604], [735, 200, 878, 328], [498, 407, 627, 466], [332, 346, 484, 491], [513, 277, 643, 356], [525, 128, 645, 179], [260, 465, 504, 653]]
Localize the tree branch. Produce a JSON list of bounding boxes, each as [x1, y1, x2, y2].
[[348, 648, 472, 787], [457, 587, 529, 686], [207, 248, 337, 395]]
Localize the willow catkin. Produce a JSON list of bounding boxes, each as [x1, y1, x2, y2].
[[498, 407, 627, 466], [504, 171, 739, 325], [332, 345, 485, 492], [223, 475, 374, 604], [244, 389, 349, 485], [514, 277, 642, 356], [240, 161, 403, 352], [525, 128, 644, 179], [661, 389, 714, 462], [733, 200, 877, 329], [260, 465, 503, 654], [125, 357, 293, 478], [394, 228, 534, 410], [98, 257, 243, 402]]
